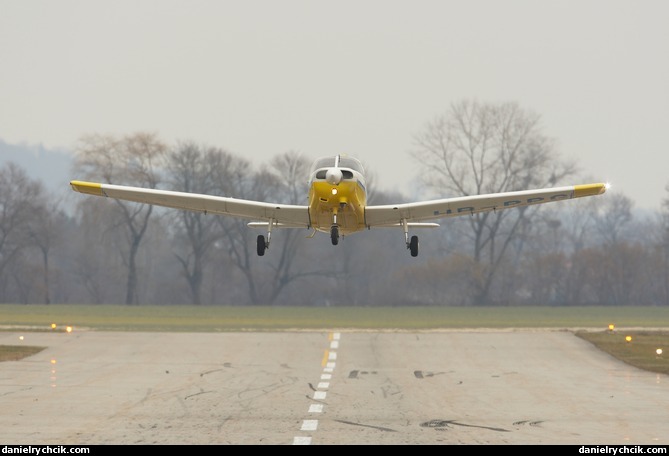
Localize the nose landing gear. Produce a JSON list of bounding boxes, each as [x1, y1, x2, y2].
[[331, 225, 339, 245], [331, 211, 339, 245]]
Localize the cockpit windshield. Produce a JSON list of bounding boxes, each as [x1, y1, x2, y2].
[[310, 155, 364, 175], [338, 157, 364, 174], [311, 157, 336, 172]]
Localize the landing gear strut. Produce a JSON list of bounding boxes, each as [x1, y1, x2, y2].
[[257, 218, 274, 256], [402, 218, 419, 257]]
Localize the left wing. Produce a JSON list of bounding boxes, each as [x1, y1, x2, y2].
[[70, 181, 311, 228], [364, 183, 607, 227]]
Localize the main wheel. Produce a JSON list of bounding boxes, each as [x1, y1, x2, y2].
[[257, 235, 266, 256], [331, 225, 339, 245], [409, 235, 419, 257]]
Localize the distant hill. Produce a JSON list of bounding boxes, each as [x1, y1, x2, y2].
[[0, 139, 73, 203]]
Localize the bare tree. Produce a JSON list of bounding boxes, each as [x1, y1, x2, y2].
[[209, 153, 262, 303], [412, 100, 576, 305], [259, 151, 324, 304], [72, 132, 167, 305], [165, 142, 228, 305], [208, 151, 322, 304], [587, 193, 638, 305], [0, 162, 46, 300], [591, 193, 634, 245], [25, 199, 67, 304], [69, 202, 126, 304], [659, 184, 669, 305]]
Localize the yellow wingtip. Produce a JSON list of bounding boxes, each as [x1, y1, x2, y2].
[[70, 180, 105, 196], [574, 183, 608, 198]]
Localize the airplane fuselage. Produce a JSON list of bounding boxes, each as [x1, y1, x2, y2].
[[308, 155, 367, 236]]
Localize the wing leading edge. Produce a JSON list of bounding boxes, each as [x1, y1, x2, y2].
[[70, 181, 311, 228], [364, 183, 608, 227]]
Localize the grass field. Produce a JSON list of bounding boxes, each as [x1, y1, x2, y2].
[[1, 304, 667, 374], [575, 330, 669, 375], [1, 304, 668, 331]]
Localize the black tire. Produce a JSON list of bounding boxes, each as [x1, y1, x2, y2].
[[331, 225, 339, 245], [257, 235, 266, 256], [409, 235, 419, 257]]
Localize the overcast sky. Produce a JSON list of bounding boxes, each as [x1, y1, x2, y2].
[[1, 0, 667, 210]]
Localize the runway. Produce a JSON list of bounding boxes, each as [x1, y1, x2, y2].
[[0, 329, 666, 445]]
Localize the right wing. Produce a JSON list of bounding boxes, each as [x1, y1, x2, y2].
[[70, 181, 311, 228], [364, 183, 608, 227]]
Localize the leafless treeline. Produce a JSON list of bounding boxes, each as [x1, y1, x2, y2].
[[2, 101, 668, 306]]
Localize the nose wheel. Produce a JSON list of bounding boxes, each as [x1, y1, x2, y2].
[[331, 225, 339, 245], [330, 211, 340, 245]]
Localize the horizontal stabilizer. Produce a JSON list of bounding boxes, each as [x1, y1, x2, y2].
[[372, 222, 441, 229], [247, 222, 310, 229]]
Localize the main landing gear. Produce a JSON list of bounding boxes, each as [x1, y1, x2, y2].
[[403, 219, 419, 257], [408, 235, 419, 257], [257, 234, 268, 256], [257, 218, 273, 256]]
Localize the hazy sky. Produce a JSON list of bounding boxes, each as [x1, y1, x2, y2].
[[1, 0, 668, 210]]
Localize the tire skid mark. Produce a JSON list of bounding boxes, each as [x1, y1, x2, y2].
[[184, 389, 215, 400], [333, 419, 397, 433], [199, 368, 225, 377], [348, 370, 378, 379], [420, 419, 511, 432], [513, 420, 544, 427], [413, 370, 449, 379]]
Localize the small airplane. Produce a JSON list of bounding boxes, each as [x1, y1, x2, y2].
[[70, 154, 608, 257]]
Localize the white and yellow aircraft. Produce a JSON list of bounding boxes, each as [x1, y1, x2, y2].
[[70, 154, 608, 257]]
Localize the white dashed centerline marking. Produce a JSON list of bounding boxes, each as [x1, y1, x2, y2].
[[313, 391, 327, 400], [301, 420, 319, 431], [292, 332, 341, 445], [293, 436, 312, 445], [308, 404, 324, 413]]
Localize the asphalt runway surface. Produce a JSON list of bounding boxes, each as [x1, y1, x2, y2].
[[0, 329, 666, 445]]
